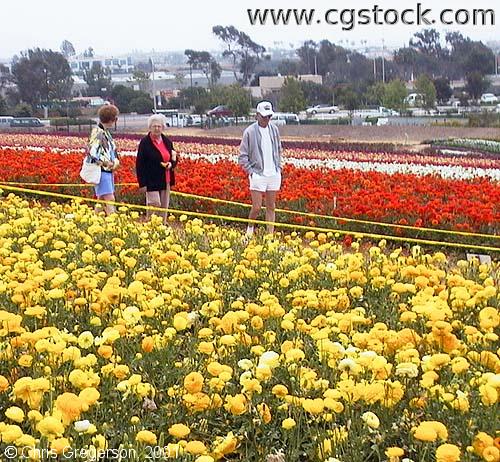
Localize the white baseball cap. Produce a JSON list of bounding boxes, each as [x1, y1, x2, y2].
[[256, 101, 274, 117]]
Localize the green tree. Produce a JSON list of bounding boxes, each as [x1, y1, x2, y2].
[[13, 103, 33, 117], [224, 84, 251, 118], [213, 25, 265, 85], [465, 72, 490, 100], [11, 48, 73, 107], [84, 62, 112, 97], [300, 81, 332, 106], [60, 40, 76, 58], [409, 28, 445, 58], [336, 85, 360, 111], [0, 64, 12, 92], [296, 40, 319, 74], [129, 96, 153, 114], [382, 80, 408, 112], [366, 82, 387, 106], [415, 74, 436, 109], [132, 70, 150, 92], [278, 59, 305, 76], [279, 77, 306, 113], [0, 95, 7, 115], [184, 50, 221, 87], [433, 78, 453, 103], [111, 85, 136, 112], [174, 87, 211, 114]]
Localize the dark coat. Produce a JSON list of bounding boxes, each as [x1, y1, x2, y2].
[[136, 134, 178, 191]]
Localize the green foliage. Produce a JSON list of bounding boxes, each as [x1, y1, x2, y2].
[[468, 113, 500, 128], [300, 81, 332, 106], [129, 96, 154, 114], [224, 84, 251, 117], [49, 117, 94, 127], [279, 77, 306, 113], [185, 50, 221, 87], [11, 48, 73, 107], [382, 80, 408, 112], [13, 103, 33, 117], [60, 40, 75, 58], [415, 74, 437, 109], [111, 85, 152, 113], [212, 25, 265, 85], [466, 72, 490, 100], [83, 62, 113, 98], [170, 87, 211, 114], [366, 82, 386, 106], [335, 85, 360, 111], [0, 96, 7, 115], [433, 78, 453, 103]]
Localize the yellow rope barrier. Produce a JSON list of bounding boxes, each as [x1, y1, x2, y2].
[[1, 180, 498, 241], [0, 184, 498, 253]]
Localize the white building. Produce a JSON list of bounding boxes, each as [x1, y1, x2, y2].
[[68, 55, 134, 74]]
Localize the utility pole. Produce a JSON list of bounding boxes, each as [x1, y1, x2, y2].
[[381, 40, 386, 83], [151, 58, 157, 112], [373, 58, 376, 80]]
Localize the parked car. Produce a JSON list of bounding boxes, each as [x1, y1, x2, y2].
[[185, 114, 202, 127], [496, 104, 500, 113], [306, 104, 339, 115], [480, 93, 498, 104], [207, 105, 232, 117], [10, 117, 45, 128]]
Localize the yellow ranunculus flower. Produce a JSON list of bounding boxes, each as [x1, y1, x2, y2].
[[435, 443, 461, 462], [361, 411, 380, 429], [5, 406, 24, 423], [168, 423, 191, 439], [184, 372, 204, 393], [282, 418, 296, 429], [136, 430, 157, 445], [50, 437, 71, 455], [185, 440, 207, 455]]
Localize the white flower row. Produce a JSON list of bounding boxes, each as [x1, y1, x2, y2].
[[179, 152, 500, 181]]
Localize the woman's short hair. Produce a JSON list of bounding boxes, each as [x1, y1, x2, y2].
[[148, 114, 167, 129], [98, 104, 119, 124]]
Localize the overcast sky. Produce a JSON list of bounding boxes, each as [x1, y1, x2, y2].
[[1, 0, 498, 59]]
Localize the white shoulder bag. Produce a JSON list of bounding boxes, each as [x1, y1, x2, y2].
[[80, 156, 101, 184]]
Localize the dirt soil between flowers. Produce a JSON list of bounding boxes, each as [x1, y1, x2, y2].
[[166, 125, 500, 151]]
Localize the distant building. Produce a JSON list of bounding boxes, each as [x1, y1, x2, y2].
[[259, 74, 323, 96], [68, 55, 134, 75]]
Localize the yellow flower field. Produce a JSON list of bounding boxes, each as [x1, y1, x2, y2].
[[0, 192, 498, 462]]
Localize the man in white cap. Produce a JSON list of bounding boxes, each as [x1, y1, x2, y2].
[[238, 101, 282, 236]]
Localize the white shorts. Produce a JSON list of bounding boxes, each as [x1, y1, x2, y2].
[[249, 172, 281, 192]]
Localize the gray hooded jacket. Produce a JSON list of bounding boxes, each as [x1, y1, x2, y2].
[[238, 122, 282, 175]]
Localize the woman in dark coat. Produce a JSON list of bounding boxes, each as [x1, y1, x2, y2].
[[136, 114, 178, 223]]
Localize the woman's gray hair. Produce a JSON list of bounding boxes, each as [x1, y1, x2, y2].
[[147, 114, 167, 129]]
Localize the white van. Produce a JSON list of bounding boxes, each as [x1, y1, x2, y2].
[[272, 112, 300, 126], [0, 116, 13, 128], [404, 93, 424, 107]]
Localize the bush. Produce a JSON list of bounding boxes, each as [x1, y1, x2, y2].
[[468, 112, 500, 128], [300, 118, 350, 125], [13, 103, 33, 117], [129, 96, 154, 114], [49, 117, 95, 127]]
